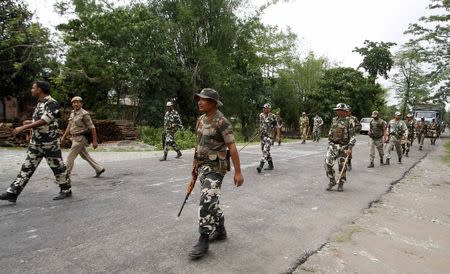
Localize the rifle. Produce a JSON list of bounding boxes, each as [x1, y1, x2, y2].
[[177, 150, 198, 217], [239, 130, 260, 152], [337, 153, 350, 183]]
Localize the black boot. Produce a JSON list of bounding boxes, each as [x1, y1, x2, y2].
[[209, 225, 227, 242], [385, 158, 390, 165], [326, 179, 336, 191], [398, 157, 402, 164], [159, 152, 167, 161], [0, 192, 18, 203], [380, 159, 385, 166], [301, 140, 305, 144], [367, 161, 374, 168], [256, 161, 264, 173], [264, 160, 274, 170], [53, 190, 72, 200], [189, 234, 209, 259], [175, 150, 182, 159], [337, 183, 344, 192]]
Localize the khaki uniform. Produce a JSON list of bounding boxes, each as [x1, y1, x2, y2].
[[386, 119, 408, 161], [66, 108, 103, 176], [368, 118, 386, 163]]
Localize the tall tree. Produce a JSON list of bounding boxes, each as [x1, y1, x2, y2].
[[404, 0, 449, 103], [391, 48, 430, 116], [353, 40, 396, 83]]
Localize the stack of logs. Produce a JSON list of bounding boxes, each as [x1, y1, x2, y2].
[[0, 120, 138, 147]]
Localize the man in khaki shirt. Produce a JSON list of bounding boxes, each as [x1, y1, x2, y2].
[[61, 96, 105, 178]]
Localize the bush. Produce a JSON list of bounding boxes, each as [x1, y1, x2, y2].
[[138, 126, 196, 150]]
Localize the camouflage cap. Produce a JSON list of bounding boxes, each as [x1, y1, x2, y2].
[[71, 96, 83, 102], [371, 110, 379, 118], [333, 103, 347, 110], [406, 113, 413, 118], [395, 111, 401, 116], [302, 111, 306, 115], [263, 103, 271, 109], [194, 88, 223, 106], [166, 101, 173, 107]]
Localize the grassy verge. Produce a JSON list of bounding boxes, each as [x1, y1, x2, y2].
[[443, 140, 450, 163]]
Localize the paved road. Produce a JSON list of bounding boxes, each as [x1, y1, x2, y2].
[[0, 135, 431, 273]]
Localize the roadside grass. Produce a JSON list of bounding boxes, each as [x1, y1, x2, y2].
[[331, 225, 367, 243], [443, 140, 450, 163]]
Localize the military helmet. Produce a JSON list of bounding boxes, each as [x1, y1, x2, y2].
[[194, 88, 223, 106], [394, 111, 401, 116], [371, 111, 379, 118], [166, 101, 173, 107], [333, 103, 347, 110], [406, 113, 413, 118], [263, 103, 271, 109]]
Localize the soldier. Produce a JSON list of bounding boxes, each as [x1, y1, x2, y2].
[[428, 118, 438, 145], [402, 114, 415, 157], [189, 88, 244, 259], [299, 112, 309, 144], [415, 117, 427, 150], [275, 111, 283, 146], [0, 81, 72, 203], [385, 112, 408, 165], [325, 103, 356, 192], [257, 103, 281, 173], [160, 101, 184, 161], [367, 111, 387, 168], [61, 96, 105, 178], [312, 114, 324, 142], [345, 106, 359, 171]]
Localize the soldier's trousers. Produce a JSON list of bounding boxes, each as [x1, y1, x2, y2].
[[163, 132, 180, 154], [66, 140, 103, 176], [369, 137, 384, 162], [325, 143, 348, 184], [402, 137, 413, 154], [385, 136, 401, 160], [198, 165, 224, 235], [300, 127, 308, 141], [417, 133, 425, 148], [313, 129, 321, 141], [260, 136, 273, 163], [7, 143, 71, 195]]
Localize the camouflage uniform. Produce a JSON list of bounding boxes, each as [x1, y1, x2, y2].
[[402, 118, 415, 156], [325, 116, 356, 189], [386, 119, 408, 163], [259, 112, 280, 166], [368, 117, 386, 165], [7, 96, 71, 195], [312, 115, 323, 142], [195, 110, 234, 235], [163, 109, 184, 155], [275, 113, 283, 145], [415, 120, 427, 150], [428, 121, 438, 145], [299, 115, 309, 143]]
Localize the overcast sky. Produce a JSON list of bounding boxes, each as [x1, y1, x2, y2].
[[24, 0, 433, 104]]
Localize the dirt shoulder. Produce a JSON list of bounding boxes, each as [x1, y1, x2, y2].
[[295, 138, 450, 274]]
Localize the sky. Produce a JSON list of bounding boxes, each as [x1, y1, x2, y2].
[[24, 0, 433, 104]]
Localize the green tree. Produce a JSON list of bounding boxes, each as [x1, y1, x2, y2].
[[0, 0, 56, 118], [391, 48, 430, 116], [353, 40, 396, 83], [404, 0, 449, 103]]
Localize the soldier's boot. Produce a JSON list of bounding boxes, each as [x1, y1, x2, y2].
[[347, 159, 352, 171], [405, 151, 409, 157], [385, 158, 390, 165], [175, 150, 182, 159], [398, 157, 402, 164], [419, 146, 423, 151], [337, 183, 344, 192], [256, 161, 265, 173], [380, 159, 385, 166], [53, 185, 72, 200], [159, 152, 168, 161], [189, 234, 209, 259], [326, 179, 336, 191], [0, 192, 18, 203], [209, 225, 227, 242], [264, 160, 274, 170], [367, 161, 374, 168], [301, 140, 306, 144]]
